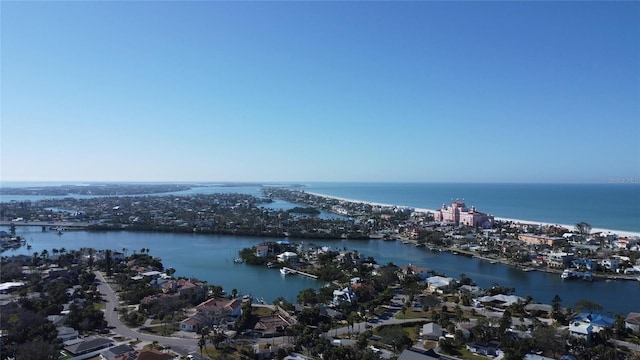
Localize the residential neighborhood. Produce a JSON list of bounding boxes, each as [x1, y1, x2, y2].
[[1, 187, 640, 360]]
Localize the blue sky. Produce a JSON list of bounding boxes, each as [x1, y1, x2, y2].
[[2, 1, 639, 183]]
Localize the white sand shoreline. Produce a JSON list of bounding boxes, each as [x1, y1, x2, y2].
[[306, 191, 640, 238]]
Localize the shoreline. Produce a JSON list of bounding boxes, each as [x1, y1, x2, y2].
[[305, 191, 640, 238]]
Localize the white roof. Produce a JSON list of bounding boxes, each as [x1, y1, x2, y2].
[[477, 294, 525, 306], [0, 282, 25, 292], [426, 276, 454, 288], [141, 271, 162, 277], [570, 322, 593, 335]]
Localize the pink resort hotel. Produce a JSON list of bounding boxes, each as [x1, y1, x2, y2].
[[433, 199, 494, 228]]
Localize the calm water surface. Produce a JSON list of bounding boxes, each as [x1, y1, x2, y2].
[[3, 227, 638, 315]]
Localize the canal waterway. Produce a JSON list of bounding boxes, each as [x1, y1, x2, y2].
[[3, 227, 638, 315]]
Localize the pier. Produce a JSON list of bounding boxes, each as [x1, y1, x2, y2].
[[281, 267, 318, 279]]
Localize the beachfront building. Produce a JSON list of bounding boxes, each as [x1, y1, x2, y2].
[[433, 200, 494, 228]]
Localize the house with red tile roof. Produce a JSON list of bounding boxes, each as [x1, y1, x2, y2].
[[179, 297, 243, 332]]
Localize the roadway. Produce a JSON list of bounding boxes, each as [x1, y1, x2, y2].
[[94, 271, 198, 356]]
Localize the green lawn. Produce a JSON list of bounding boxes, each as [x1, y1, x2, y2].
[[458, 348, 493, 360], [395, 309, 430, 319], [140, 323, 179, 336]]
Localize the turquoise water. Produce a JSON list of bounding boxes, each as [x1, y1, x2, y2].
[[303, 183, 640, 233], [4, 227, 639, 315], [2, 182, 638, 232]]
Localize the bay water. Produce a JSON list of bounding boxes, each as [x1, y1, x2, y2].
[[1, 182, 639, 315], [3, 227, 638, 315]]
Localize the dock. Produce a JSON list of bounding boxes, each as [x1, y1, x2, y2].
[[281, 267, 318, 279]]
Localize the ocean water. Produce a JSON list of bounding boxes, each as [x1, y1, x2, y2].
[[303, 183, 640, 233], [1, 182, 638, 233]]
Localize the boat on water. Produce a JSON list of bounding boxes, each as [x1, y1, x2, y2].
[[280, 268, 291, 275], [561, 269, 593, 281], [267, 262, 276, 268], [233, 258, 244, 264]]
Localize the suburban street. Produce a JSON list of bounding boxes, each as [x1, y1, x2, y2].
[[95, 271, 199, 356]]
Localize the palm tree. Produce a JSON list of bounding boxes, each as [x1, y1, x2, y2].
[[197, 337, 205, 357]]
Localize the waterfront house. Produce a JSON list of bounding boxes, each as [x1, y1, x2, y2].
[[399, 263, 432, 281], [179, 297, 243, 332], [176, 278, 206, 300], [256, 244, 269, 257], [458, 285, 483, 297], [332, 287, 358, 305], [524, 303, 553, 317], [571, 259, 597, 271], [544, 252, 574, 269], [425, 276, 456, 293], [600, 258, 620, 271], [569, 321, 593, 342], [476, 294, 525, 309], [277, 251, 299, 263], [625, 312, 640, 333], [569, 313, 614, 342]]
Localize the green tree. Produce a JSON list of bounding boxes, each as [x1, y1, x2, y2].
[[15, 340, 59, 360], [499, 309, 513, 340], [198, 337, 206, 357], [297, 288, 317, 306], [574, 299, 603, 313], [209, 330, 227, 349], [378, 325, 412, 352], [575, 222, 592, 237]]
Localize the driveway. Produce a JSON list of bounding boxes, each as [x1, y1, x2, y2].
[[95, 271, 198, 355]]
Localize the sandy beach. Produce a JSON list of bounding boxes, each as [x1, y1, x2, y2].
[[306, 191, 640, 239]]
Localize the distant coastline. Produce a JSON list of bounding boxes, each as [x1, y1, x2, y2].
[[304, 191, 640, 239], [1, 181, 638, 235]]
